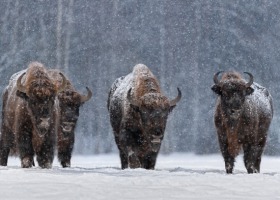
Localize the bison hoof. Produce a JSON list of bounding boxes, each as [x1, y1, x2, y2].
[[40, 162, 52, 169], [21, 157, 33, 168], [226, 169, 233, 174], [61, 161, 71, 168], [0, 160, 7, 166], [225, 163, 233, 174], [247, 166, 259, 174]]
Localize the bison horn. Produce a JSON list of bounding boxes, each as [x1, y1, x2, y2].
[[57, 72, 67, 93], [170, 88, 182, 107], [244, 72, 254, 87], [17, 72, 27, 93], [127, 88, 138, 107], [80, 87, 92, 103], [213, 71, 223, 85]]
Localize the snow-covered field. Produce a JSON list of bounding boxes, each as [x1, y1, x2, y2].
[[1, 153, 280, 200]]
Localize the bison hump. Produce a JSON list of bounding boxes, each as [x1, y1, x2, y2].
[[246, 83, 273, 117]]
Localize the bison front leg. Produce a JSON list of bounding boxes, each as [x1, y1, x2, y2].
[[36, 140, 54, 169], [253, 146, 264, 173], [127, 146, 141, 168], [141, 152, 159, 170], [114, 134, 128, 169], [217, 131, 235, 174], [57, 135, 74, 168], [17, 131, 34, 168], [58, 145, 73, 168], [118, 129, 140, 169], [0, 126, 14, 166], [119, 150, 128, 169], [243, 143, 264, 173], [0, 140, 10, 166]]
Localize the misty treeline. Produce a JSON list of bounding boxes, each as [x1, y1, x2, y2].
[[1, 0, 280, 155]]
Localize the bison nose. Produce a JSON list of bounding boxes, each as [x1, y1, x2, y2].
[[151, 135, 162, 152], [230, 109, 241, 115], [61, 122, 75, 133], [151, 135, 162, 144], [38, 117, 50, 129]]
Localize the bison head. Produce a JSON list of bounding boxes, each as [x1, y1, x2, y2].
[[16, 71, 67, 136], [211, 71, 254, 118], [127, 88, 181, 152], [58, 86, 92, 137]]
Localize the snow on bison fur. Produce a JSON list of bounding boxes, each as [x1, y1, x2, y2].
[[211, 71, 273, 173], [108, 64, 181, 169], [0, 62, 66, 168]]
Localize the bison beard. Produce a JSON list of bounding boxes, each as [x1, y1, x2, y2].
[[108, 64, 181, 169], [212, 71, 273, 174], [0, 62, 66, 168]]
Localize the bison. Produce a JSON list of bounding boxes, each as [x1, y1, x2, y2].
[[48, 69, 92, 167], [0, 62, 66, 168], [211, 71, 273, 173], [108, 64, 181, 169]]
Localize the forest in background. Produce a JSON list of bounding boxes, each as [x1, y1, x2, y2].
[[1, 0, 280, 155]]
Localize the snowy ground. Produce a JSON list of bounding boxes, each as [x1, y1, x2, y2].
[[1, 153, 280, 200]]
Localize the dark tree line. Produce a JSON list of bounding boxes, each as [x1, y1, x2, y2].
[[0, 0, 280, 155]]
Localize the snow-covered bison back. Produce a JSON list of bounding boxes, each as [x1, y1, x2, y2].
[[108, 64, 181, 169], [0, 62, 66, 168], [212, 71, 273, 173]]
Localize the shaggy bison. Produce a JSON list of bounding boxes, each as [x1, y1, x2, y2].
[[48, 69, 92, 167], [108, 64, 181, 169], [0, 62, 66, 168], [211, 71, 273, 173]]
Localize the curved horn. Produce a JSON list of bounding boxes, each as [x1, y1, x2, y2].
[[213, 71, 223, 84], [244, 72, 254, 87], [170, 88, 182, 107], [127, 88, 138, 107], [57, 72, 67, 93], [80, 87, 92, 103], [17, 72, 26, 93]]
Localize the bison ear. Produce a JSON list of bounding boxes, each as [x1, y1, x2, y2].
[[246, 87, 254, 96], [211, 85, 222, 95], [169, 105, 176, 113], [16, 90, 28, 100]]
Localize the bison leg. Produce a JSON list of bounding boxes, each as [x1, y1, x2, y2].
[[119, 150, 128, 169], [0, 127, 14, 166], [114, 134, 128, 169], [57, 136, 74, 168], [254, 146, 264, 173], [36, 141, 54, 169], [58, 149, 72, 168], [127, 146, 141, 168], [17, 131, 34, 168], [0, 140, 10, 166], [0, 144, 9, 166], [217, 132, 235, 173], [117, 129, 141, 169], [141, 152, 158, 170], [243, 143, 263, 173], [223, 155, 235, 174]]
